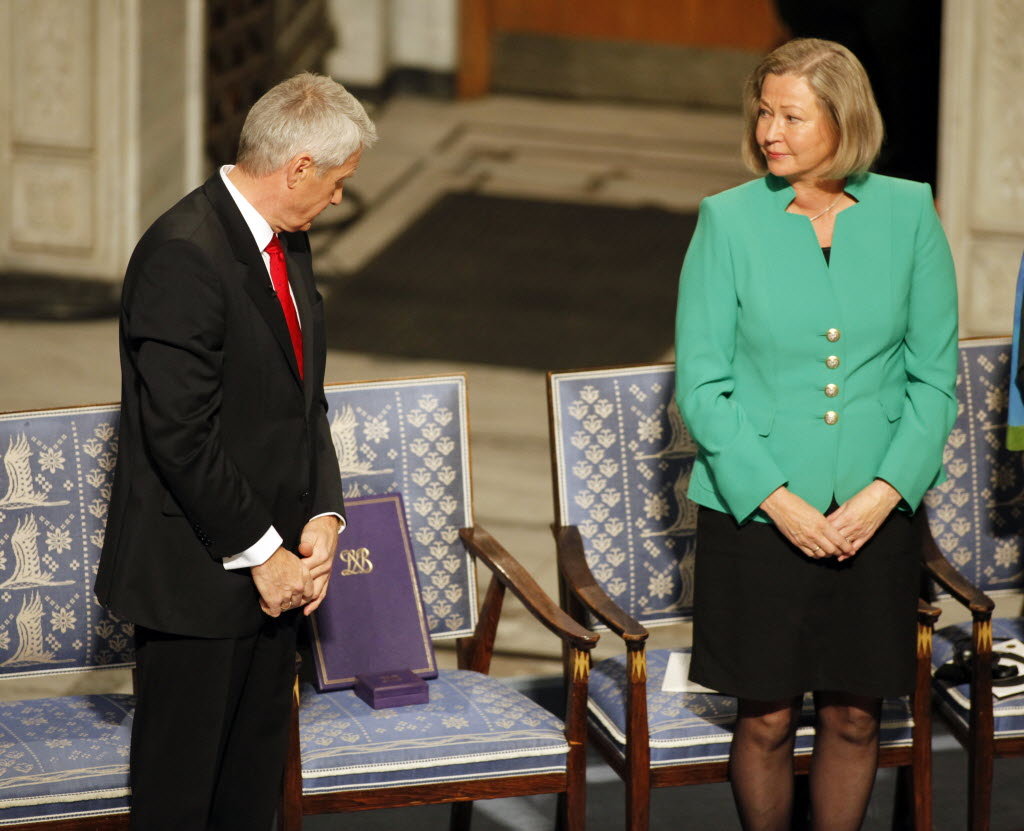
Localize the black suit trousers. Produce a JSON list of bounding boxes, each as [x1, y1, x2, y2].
[[129, 614, 300, 831]]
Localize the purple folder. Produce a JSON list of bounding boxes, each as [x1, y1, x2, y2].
[[309, 493, 438, 691]]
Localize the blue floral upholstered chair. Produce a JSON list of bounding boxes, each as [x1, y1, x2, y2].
[[0, 403, 133, 829], [547, 364, 941, 831], [279, 375, 597, 831], [919, 336, 1024, 831]]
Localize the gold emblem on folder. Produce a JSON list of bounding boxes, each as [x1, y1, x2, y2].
[[338, 547, 374, 576]]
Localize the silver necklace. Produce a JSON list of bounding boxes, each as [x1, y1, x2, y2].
[[808, 193, 843, 222]]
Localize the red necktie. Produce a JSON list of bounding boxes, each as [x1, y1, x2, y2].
[[265, 235, 304, 379]]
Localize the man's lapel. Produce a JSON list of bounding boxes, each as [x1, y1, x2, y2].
[[282, 233, 317, 412], [203, 174, 303, 388]]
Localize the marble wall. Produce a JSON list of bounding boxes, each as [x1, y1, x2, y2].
[[0, 0, 203, 283], [939, 0, 1024, 336], [324, 0, 457, 86]]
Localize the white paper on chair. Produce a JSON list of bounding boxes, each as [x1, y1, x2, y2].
[[662, 652, 718, 694]]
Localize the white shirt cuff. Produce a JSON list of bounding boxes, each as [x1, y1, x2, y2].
[[222, 525, 282, 570], [310, 512, 346, 533]]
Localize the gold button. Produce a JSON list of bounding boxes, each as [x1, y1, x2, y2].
[[824, 410, 839, 425], [825, 355, 840, 369], [824, 383, 839, 397], [826, 328, 841, 342]]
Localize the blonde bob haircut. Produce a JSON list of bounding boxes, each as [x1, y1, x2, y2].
[[741, 38, 883, 179]]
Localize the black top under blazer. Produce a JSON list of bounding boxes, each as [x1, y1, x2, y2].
[[95, 173, 345, 638]]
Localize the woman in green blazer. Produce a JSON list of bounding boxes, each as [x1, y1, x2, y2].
[[675, 39, 957, 831]]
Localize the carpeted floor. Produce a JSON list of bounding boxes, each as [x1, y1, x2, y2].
[[321, 192, 696, 371]]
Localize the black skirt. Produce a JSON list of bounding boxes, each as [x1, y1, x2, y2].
[[689, 506, 919, 701]]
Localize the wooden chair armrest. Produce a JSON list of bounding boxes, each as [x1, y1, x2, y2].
[[917, 597, 941, 625], [460, 525, 598, 652], [919, 517, 994, 617], [554, 524, 648, 643]]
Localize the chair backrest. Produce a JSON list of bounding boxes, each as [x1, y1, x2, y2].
[[548, 364, 697, 629], [0, 403, 132, 679], [923, 337, 1024, 597], [324, 375, 476, 640], [0, 373, 476, 683]]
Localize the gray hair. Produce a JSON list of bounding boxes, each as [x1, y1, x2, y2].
[[236, 72, 377, 176]]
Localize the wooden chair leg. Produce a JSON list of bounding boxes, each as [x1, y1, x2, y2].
[[790, 773, 811, 831], [625, 761, 650, 831], [625, 646, 650, 831], [968, 618, 994, 831], [968, 741, 994, 831], [449, 800, 473, 831], [909, 613, 934, 831], [891, 765, 913, 831], [560, 779, 587, 831]]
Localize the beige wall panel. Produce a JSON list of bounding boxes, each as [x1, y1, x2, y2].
[[970, 0, 1024, 234], [9, 156, 95, 253], [966, 239, 1024, 337], [12, 0, 95, 150], [139, 0, 190, 230], [940, 0, 1024, 337]]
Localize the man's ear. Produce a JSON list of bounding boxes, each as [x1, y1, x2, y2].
[[285, 153, 315, 188]]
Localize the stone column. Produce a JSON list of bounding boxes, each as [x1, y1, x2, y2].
[[939, 0, 1024, 336], [0, 0, 204, 284], [324, 0, 457, 86]]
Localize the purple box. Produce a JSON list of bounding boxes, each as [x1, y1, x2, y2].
[[354, 669, 430, 709], [309, 493, 438, 692]]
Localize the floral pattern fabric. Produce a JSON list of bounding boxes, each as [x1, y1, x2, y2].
[[0, 693, 132, 825], [923, 338, 1024, 595], [324, 377, 475, 639], [549, 365, 697, 629], [0, 405, 132, 677], [299, 670, 567, 792]]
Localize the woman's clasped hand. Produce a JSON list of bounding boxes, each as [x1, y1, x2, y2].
[[760, 479, 902, 561]]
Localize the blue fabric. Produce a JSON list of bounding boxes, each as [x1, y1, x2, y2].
[[1008, 254, 1024, 448], [0, 693, 132, 825], [922, 339, 1024, 595], [549, 366, 697, 629], [589, 649, 914, 768], [0, 405, 134, 679], [932, 618, 1024, 740], [299, 670, 567, 793], [323, 377, 475, 641]]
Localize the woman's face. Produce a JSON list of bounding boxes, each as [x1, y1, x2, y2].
[[755, 74, 839, 184]]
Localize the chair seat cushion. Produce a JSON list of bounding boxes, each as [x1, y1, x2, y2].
[[589, 649, 914, 767], [299, 669, 568, 793], [0, 693, 133, 826], [932, 617, 1024, 740]]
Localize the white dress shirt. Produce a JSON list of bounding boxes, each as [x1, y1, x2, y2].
[[218, 165, 344, 570]]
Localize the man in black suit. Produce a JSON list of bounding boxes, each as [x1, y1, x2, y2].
[[95, 73, 376, 830]]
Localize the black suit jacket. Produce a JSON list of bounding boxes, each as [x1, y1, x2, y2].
[[96, 173, 345, 638]]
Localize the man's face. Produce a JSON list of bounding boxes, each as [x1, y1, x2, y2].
[[280, 147, 363, 232]]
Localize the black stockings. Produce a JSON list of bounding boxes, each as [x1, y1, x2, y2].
[[729, 692, 881, 831]]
